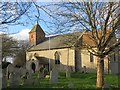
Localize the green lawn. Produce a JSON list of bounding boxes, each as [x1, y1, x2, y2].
[[4, 72, 120, 90]]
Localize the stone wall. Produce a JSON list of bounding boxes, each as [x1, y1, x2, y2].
[[26, 47, 118, 74], [26, 48, 75, 72], [81, 49, 109, 73], [29, 32, 36, 46]]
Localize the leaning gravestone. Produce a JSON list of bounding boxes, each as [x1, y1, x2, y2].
[[50, 65, 59, 84]]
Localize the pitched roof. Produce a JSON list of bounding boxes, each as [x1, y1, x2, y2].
[[29, 23, 45, 34], [82, 29, 114, 47], [27, 32, 82, 51]]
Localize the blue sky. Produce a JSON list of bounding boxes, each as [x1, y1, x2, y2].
[[6, 2, 52, 40], [2, 1, 120, 40]]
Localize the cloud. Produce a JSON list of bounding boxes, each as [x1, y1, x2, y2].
[[11, 29, 30, 40], [0, 31, 6, 35]]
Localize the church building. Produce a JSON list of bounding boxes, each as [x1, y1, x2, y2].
[[26, 23, 119, 74]]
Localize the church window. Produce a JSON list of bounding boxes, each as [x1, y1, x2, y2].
[[54, 51, 60, 64], [90, 53, 94, 62]]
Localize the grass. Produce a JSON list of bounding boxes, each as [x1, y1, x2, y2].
[[3, 72, 120, 90]]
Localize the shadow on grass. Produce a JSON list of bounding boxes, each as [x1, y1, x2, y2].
[[2, 72, 119, 90]]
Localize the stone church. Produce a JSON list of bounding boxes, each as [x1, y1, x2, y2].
[[26, 23, 119, 74]]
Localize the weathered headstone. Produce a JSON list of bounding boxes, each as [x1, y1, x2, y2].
[[66, 71, 71, 78], [33, 79, 39, 85], [38, 72, 44, 79], [2, 69, 7, 88], [7, 64, 21, 87], [83, 66, 87, 73], [43, 68, 48, 77], [7, 64, 14, 73], [38, 67, 44, 79], [68, 82, 75, 88], [102, 84, 110, 90], [50, 66, 59, 84], [19, 67, 28, 76], [24, 78, 34, 86], [23, 71, 35, 86], [9, 72, 17, 87]]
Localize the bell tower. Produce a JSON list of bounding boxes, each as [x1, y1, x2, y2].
[[29, 22, 45, 46]]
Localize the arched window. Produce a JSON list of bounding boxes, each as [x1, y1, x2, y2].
[[54, 51, 60, 64], [90, 53, 94, 62]]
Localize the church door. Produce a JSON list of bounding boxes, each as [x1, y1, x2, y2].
[[31, 62, 36, 73]]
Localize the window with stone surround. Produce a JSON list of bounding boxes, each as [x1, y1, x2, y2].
[[90, 53, 94, 62], [54, 51, 60, 64]]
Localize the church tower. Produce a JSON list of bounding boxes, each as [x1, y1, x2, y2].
[[29, 22, 45, 46]]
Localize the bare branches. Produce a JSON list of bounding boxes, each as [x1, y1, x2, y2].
[[1, 34, 18, 59], [0, 2, 32, 25], [40, 1, 119, 58]]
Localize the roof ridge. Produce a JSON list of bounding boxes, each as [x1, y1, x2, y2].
[[29, 23, 45, 34]]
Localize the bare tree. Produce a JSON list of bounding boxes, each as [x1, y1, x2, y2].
[[0, 2, 32, 25], [13, 40, 29, 67], [34, 1, 120, 88], [2, 34, 18, 60], [0, 2, 32, 32]]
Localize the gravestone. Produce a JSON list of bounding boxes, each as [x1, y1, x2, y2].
[[83, 66, 87, 73], [7, 64, 22, 87], [23, 71, 35, 86], [33, 79, 39, 85], [7, 64, 14, 73], [102, 84, 110, 90], [9, 68, 21, 87], [43, 68, 48, 77], [19, 67, 27, 75], [50, 65, 59, 84], [2, 69, 7, 88], [38, 67, 44, 79], [24, 78, 34, 86], [9, 72, 18, 87], [66, 71, 71, 78], [68, 82, 75, 88]]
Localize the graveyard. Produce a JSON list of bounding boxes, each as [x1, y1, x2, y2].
[[1, 1, 120, 90], [2, 63, 119, 90], [21, 72, 119, 89]]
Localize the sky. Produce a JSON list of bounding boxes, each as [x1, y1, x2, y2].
[[1, 1, 120, 41], [2, 2, 53, 40], [1, 1, 119, 63]]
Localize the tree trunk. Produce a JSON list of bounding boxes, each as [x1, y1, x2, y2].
[[96, 57, 104, 88]]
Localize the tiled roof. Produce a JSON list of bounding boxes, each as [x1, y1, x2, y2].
[[82, 29, 114, 47], [27, 29, 115, 51], [28, 32, 82, 51]]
